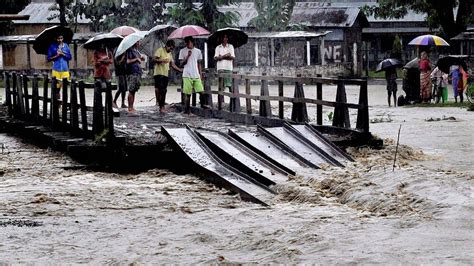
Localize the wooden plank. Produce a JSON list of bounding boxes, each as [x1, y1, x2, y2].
[[218, 76, 224, 110], [316, 74, 323, 125], [78, 81, 88, 134], [291, 77, 308, 123], [230, 72, 241, 113], [51, 78, 59, 128], [104, 82, 114, 143], [42, 74, 49, 120], [332, 81, 350, 129], [31, 74, 39, 120], [4, 72, 12, 116], [278, 79, 284, 119], [70, 79, 79, 131], [203, 70, 213, 107], [227, 74, 367, 85], [92, 80, 104, 135], [245, 77, 251, 114], [17, 74, 25, 117], [22, 74, 30, 116], [11, 73, 17, 115], [356, 78, 369, 133], [61, 78, 69, 130], [259, 73, 271, 117]]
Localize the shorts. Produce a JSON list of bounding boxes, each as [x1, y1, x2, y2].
[[117, 75, 127, 92], [154, 75, 169, 92], [386, 79, 397, 93], [52, 70, 70, 88], [182, 77, 203, 95], [127, 74, 141, 93]]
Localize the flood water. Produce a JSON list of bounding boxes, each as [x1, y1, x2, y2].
[[0, 84, 473, 263]]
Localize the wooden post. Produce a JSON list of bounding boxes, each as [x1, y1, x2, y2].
[[278, 77, 284, 119], [4, 72, 12, 117], [306, 40, 311, 66], [17, 74, 25, 117], [22, 74, 30, 117], [316, 74, 323, 125], [218, 75, 224, 110], [332, 79, 350, 128], [42, 74, 49, 121], [191, 90, 196, 107], [259, 73, 271, 117], [105, 81, 114, 144], [291, 74, 308, 122], [255, 41, 259, 67], [51, 78, 59, 128], [31, 73, 39, 120], [356, 78, 369, 133], [78, 81, 88, 134], [61, 78, 69, 130], [230, 71, 241, 113], [92, 80, 104, 135], [203, 70, 213, 108], [70, 79, 79, 132], [26, 41, 32, 70], [11, 72, 18, 117], [245, 75, 251, 114]]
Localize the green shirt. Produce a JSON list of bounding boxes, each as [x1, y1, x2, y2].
[[153, 47, 173, 77]]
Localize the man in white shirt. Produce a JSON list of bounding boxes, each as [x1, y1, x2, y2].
[[179, 36, 205, 113], [214, 34, 235, 90]]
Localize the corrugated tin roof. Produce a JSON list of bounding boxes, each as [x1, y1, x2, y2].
[[247, 31, 329, 39], [218, 2, 368, 28], [363, 27, 432, 34], [451, 31, 474, 41], [13, 2, 90, 24], [0, 33, 98, 43]]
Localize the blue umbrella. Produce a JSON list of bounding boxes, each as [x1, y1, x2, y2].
[[115, 31, 149, 58]]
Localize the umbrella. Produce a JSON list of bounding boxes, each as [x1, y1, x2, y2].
[[168, 25, 210, 39], [375, 58, 403, 72], [207, 28, 248, 48], [436, 55, 468, 74], [115, 30, 149, 58], [140, 24, 177, 57], [110, 26, 140, 37], [408, 34, 450, 46], [33, 25, 74, 55], [82, 33, 123, 50], [404, 58, 420, 69]]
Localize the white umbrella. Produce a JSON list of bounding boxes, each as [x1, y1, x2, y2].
[[114, 31, 149, 58]]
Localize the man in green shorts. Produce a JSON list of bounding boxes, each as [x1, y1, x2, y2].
[[179, 36, 205, 113]]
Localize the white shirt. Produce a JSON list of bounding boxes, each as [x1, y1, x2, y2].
[[214, 44, 235, 71], [179, 47, 202, 78]]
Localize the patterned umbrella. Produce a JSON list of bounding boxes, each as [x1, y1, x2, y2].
[[408, 34, 449, 46], [168, 25, 210, 39], [110, 26, 140, 37]]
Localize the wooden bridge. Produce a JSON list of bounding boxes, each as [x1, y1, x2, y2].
[[1, 71, 376, 205]]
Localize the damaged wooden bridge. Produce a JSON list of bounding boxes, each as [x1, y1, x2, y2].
[[1, 71, 378, 205]]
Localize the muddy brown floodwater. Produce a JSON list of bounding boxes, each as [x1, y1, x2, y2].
[[0, 84, 473, 263]]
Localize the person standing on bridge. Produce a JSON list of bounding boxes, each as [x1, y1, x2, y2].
[[214, 34, 235, 92], [47, 34, 72, 99], [93, 44, 113, 91], [126, 41, 145, 113], [153, 40, 182, 114], [179, 36, 205, 114]]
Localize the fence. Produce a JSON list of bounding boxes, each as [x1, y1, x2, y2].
[[3, 72, 116, 143]]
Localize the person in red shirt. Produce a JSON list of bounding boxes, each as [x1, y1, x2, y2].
[[93, 44, 113, 89]]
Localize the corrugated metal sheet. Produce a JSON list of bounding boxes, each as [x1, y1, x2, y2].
[[246, 31, 329, 39], [363, 27, 432, 34], [0, 33, 98, 43], [451, 31, 474, 41], [13, 3, 90, 24], [218, 2, 367, 28]]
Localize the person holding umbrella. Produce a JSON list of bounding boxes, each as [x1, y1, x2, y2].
[[153, 40, 182, 113], [47, 34, 72, 93], [376, 58, 402, 107], [126, 41, 145, 113], [214, 34, 235, 91], [179, 36, 205, 114], [93, 44, 113, 90]]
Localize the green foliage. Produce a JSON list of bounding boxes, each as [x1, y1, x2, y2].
[[249, 0, 296, 31], [327, 111, 333, 122], [167, 0, 239, 31], [362, 0, 472, 39]]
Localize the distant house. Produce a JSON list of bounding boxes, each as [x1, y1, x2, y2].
[[0, 0, 93, 73]]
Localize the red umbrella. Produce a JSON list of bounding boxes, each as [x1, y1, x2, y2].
[[110, 26, 140, 37], [168, 25, 210, 39]]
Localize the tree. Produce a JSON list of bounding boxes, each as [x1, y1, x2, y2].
[[391, 34, 402, 59], [249, 0, 296, 32], [56, 0, 68, 26], [167, 0, 238, 31], [362, 0, 473, 39]]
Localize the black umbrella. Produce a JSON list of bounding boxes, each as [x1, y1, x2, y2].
[[436, 55, 468, 74], [404, 58, 420, 69], [82, 33, 123, 50], [207, 28, 248, 48], [375, 58, 403, 72], [33, 25, 74, 55]]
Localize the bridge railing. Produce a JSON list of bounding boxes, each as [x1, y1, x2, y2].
[[3, 72, 116, 143], [199, 71, 369, 133]]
